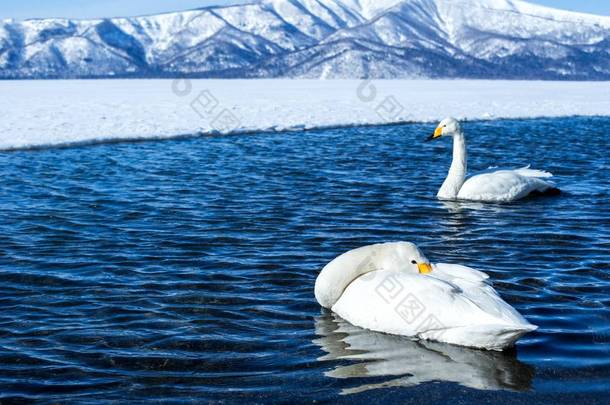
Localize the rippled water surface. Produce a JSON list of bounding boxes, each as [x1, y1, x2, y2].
[[0, 117, 609, 403]]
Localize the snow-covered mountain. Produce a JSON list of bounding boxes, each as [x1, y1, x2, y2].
[[1, 0, 609, 79]]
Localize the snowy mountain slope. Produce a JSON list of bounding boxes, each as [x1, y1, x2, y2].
[[0, 0, 609, 79]]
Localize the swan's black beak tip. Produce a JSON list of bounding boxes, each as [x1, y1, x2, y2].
[[425, 134, 436, 142]]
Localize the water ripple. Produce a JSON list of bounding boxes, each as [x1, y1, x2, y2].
[[0, 117, 608, 402]]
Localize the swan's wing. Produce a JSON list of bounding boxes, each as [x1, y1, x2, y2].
[[513, 165, 553, 179], [431, 263, 532, 330], [434, 263, 489, 283], [433, 263, 489, 285], [458, 169, 555, 202], [478, 165, 553, 179]]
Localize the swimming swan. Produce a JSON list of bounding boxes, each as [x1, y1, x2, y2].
[[427, 118, 560, 202], [314, 242, 537, 351]]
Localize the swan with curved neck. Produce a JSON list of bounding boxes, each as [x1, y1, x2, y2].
[[427, 118, 559, 203], [314, 242, 537, 351]]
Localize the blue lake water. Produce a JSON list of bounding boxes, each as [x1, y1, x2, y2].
[[0, 117, 609, 403]]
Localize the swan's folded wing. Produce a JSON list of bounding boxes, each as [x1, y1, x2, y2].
[[432, 264, 532, 328], [513, 165, 553, 178], [433, 263, 489, 284]]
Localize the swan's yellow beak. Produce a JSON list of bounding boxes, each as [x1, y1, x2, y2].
[[426, 126, 443, 142], [418, 263, 433, 274], [432, 126, 443, 139]]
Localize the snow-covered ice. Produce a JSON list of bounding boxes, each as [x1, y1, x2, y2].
[[1, 79, 609, 150]]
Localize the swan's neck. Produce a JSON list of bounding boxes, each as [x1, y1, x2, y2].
[[437, 132, 467, 200]]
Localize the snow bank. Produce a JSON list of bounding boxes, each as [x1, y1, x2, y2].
[[1, 79, 609, 150]]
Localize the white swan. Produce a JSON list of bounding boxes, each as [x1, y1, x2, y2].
[[314, 242, 537, 351], [428, 118, 560, 202]]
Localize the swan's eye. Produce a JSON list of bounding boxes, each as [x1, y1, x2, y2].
[[411, 260, 417, 264], [443, 125, 447, 128]]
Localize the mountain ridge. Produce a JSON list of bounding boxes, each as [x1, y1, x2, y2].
[[1, 0, 609, 79]]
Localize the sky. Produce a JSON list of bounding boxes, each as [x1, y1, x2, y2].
[[0, 0, 608, 20]]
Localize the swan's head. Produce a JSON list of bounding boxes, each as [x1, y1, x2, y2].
[[428, 117, 461, 141], [392, 242, 433, 274]]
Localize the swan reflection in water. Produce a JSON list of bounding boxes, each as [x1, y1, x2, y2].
[[313, 312, 534, 395], [439, 199, 517, 214]]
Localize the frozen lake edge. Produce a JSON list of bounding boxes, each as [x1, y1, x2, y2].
[[2, 79, 610, 151]]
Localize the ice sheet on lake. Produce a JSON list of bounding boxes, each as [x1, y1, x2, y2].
[[1, 79, 609, 150]]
